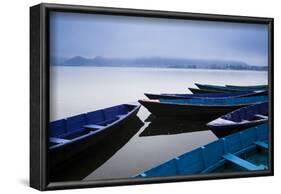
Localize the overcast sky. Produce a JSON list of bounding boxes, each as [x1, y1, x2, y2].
[[50, 11, 268, 66]]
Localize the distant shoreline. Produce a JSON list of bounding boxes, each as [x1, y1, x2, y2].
[[51, 56, 267, 71], [52, 65, 268, 72]]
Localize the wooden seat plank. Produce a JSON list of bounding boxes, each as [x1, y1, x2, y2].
[[254, 141, 268, 149], [223, 153, 263, 171]]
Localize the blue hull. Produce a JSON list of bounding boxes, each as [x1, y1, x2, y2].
[[135, 124, 268, 178], [195, 83, 267, 93], [159, 95, 268, 106], [207, 102, 268, 130], [49, 103, 141, 166], [189, 87, 229, 94], [145, 90, 267, 100], [139, 96, 268, 118], [225, 84, 268, 90]]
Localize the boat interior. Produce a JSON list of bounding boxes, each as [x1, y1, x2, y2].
[[223, 102, 268, 122], [49, 104, 137, 147], [136, 124, 268, 177]]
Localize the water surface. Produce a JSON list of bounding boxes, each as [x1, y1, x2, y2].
[[49, 66, 267, 181]]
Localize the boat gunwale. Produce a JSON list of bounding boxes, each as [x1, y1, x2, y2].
[[225, 84, 268, 89], [49, 104, 141, 150], [207, 119, 267, 129], [139, 99, 268, 108], [144, 91, 267, 100], [195, 83, 267, 93], [137, 142, 266, 178]]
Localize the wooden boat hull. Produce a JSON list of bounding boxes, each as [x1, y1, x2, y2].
[[135, 124, 268, 178], [189, 87, 227, 94], [207, 102, 268, 131], [139, 96, 267, 118], [139, 100, 247, 119], [145, 93, 187, 100], [195, 83, 266, 93], [50, 116, 144, 181], [189, 87, 268, 94], [145, 91, 267, 100], [225, 84, 267, 90], [49, 104, 141, 167]]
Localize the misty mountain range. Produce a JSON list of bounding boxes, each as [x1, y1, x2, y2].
[[51, 56, 267, 71]]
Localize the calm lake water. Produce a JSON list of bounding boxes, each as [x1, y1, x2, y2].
[[49, 66, 267, 181]]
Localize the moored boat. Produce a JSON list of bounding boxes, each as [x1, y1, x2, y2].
[[225, 84, 268, 90], [195, 83, 267, 93], [49, 103, 141, 166], [135, 124, 268, 178], [139, 96, 268, 118], [145, 90, 267, 100], [207, 102, 268, 131], [189, 87, 226, 94]]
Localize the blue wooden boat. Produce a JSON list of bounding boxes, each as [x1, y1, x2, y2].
[[135, 124, 268, 178], [144, 90, 267, 100], [225, 84, 268, 91], [188, 87, 253, 94], [139, 96, 268, 118], [50, 116, 144, 181], [189, 87, 227, 94], [49, 103, 141, 166], [207, 102, 268, 131], [195, 83, 267, 93]]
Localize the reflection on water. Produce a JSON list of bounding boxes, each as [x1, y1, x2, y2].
[[50, 116, 144, 181], [49, 67, 267, 181], [83, 107, 217, 181], [140, 115, 211, 136]]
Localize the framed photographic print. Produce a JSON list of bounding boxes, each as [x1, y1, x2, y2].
[[30, 3, 274, 191]]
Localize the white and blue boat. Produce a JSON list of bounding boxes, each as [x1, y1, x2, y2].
[[207, 102, 268, 131]]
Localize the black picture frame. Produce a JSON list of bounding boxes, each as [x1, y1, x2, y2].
[[30, 3, 274, 191]]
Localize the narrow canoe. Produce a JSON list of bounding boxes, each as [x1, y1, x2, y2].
[[50, 116, 144, 181], [135, 124, 268, 178], [49, 103, 141, 166], [207, 102, 268, 131], [139, 96, 268, 118], [145, 90, 267, 100], [189, 87, 268, 94], [195, 83, 267, 93], [189, 87, 237, 94], [225, 84, 268, 90]]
